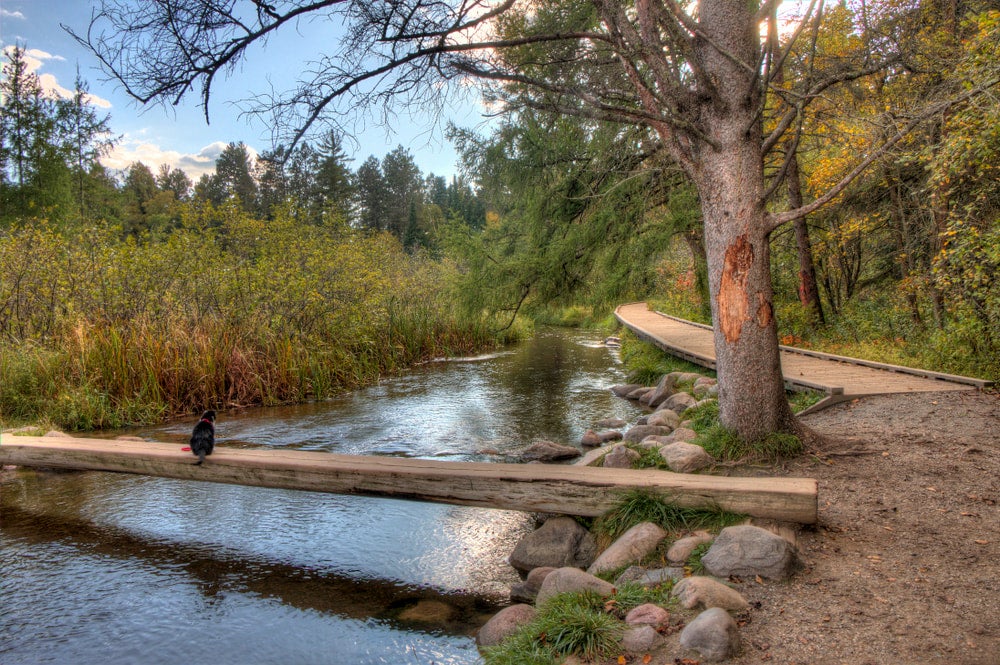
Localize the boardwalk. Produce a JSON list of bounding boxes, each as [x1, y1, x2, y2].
[[615, 302, 991, 414]]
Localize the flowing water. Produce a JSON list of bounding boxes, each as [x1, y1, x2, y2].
[[1, 328, 638, 665]]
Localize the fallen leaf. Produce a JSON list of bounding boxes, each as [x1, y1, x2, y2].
[[643, 655, 652, 664], [926, 486, 937, 492], [755, 575, 764, 584], [884, 526, 894, 532], [961, 512, 980, 517], [975, 540, 989, 545], [618, 656, 628, 665]]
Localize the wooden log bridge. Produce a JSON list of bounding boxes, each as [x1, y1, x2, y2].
[[0, 436, 818, 524]]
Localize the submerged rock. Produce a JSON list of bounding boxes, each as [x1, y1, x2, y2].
[[520, 440, 580, 462]]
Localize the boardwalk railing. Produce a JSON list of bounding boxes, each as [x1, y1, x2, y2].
[[0, 435, 819, 524]]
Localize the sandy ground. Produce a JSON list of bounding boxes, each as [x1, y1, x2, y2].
[[718, 389, 1000, 665]]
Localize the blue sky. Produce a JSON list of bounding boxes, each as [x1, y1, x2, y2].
[[0, 1, 486, 180]]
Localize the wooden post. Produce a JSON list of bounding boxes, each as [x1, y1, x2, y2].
[[0, 436, 818, 523]]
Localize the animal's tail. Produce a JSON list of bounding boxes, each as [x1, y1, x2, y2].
[[194, 451, 206, 466]]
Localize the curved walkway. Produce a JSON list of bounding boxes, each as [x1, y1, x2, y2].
[[615, 302, 992, 414]]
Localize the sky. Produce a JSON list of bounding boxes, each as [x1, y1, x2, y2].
[[0, 0, 488, 181]]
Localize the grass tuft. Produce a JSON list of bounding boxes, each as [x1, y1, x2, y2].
[[593, 490, 745, 547], [697, 424, 804, 462]]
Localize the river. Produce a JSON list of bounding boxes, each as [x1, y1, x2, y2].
[[1, 328, 637, 665]]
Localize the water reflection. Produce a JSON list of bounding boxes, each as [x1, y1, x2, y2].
[[1, 328, 637, 665]]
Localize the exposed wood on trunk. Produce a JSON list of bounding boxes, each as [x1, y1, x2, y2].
[[0, 436, 819, 524]]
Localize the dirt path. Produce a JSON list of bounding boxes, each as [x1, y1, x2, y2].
[[727, 390, 1000, 665]]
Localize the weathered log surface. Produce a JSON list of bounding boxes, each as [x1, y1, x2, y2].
[[0, 436, 818, 523]]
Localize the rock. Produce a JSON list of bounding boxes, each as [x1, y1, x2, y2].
[[636, 567, 685, 586], [692, 383, 711, 398], [510, 566, 555, 603], [626, 387, 654, 401], [476, 604, 537, 647], [673, 576, 750, 611], [613, 565, 648, 585], [660, 441, 714, 473], [595, 417, 628, 429], [575, 444, 615, 466], [603, 444, 640, 469], [638, 435, 670, 450], [707, 384, 720, 397], [647, 409, 680, 429], [661, 392, 698, 415], [611, 384, 643, 397], [695, 398, 717, 409], [398, 600, 456, 623], [678, 372, 705, 385], [588, 522, 668, 575], [509, 516, 597, 574], [583, 429, 623, 447], [520, 440, 580, 462], [701, 525, 802, 580], [535, 567, 616, 605], [644, 373, 678, 407], [624, 425, 674, 443], [622, 625, 664, 653], [625, 603, 671, 628], [679, 607, 741, 662], [667, 531, 714, 563], [694, 376, 717, 388], [662, 427, 698, 444]]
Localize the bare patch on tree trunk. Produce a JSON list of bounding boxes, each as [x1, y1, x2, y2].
[[718, 235, 753, 343], [756, 292, 774, 328]]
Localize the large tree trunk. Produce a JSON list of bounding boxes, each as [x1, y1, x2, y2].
[[691, 0, 800, 442], [786, 152, 825, 325]]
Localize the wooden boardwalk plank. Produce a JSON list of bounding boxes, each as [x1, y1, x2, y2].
[[0, 435, 819, 524], [615, 303, 991, 406]]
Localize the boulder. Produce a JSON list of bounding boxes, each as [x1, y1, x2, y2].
[[625, 603, 670, 628], [626, 387, 654, 401], [476, 604, 537, 647], [660, 442, 714, 473], [588, 522, 668, 575], [679, 607, 741, 662], [575, 444, 615, 466], [603, 444, 640, 469], [510, 566, 555, 603], [580, 429, 604, 447], [673, 576, 750, 611], [636, 567, 685, 586], [644, 373, 678, 408], [661, 392, 698, 415], [596, 429, 624, 443], [611, 384, 643, 397], [622, 625, 664, 653], [646, 409, 680, 429], [662, 427, 698, 444], [624, 425, 674, 443], [508, 516, 597, 574], [667, 531, 714, 564], [520, 440, 580, 462], [701, 525, 802, 580], [535, 567, 616, 605]]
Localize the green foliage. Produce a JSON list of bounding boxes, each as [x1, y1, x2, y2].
[[0, 207, 518, 429], [593, 490, 745, 546], [685, 542, 712, 576], [683, 400, 720, 433], [608, 581, 675, 616], [618, 330, 710, 385], [628, 443, 670, 470], [697, 425, 803, 462]]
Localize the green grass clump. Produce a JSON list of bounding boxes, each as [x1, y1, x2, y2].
[[685, 542, 713, 575], [629, 443, 670, 470], [788, 389, 825, 413], [683, 399, 720, 433], [697, 425, 804, 462], [593, 490, 745, 546], [619, 331, 710, 385], [482, 591, 624, 665], [607, 581, 676, 616]]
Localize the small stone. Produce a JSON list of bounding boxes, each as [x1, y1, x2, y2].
[[626, 387, 654, 401], [667, 531, 714, 563], [597, 429, 624, 443], [624, 425, 674, 443], [580, 429, 603, 447], [673, 576, 750, 611], [614, 565, 648, 585], [477, 604, 537, 647], [625, 603, 670, 628], [622, 625, 664, 653], [535, 567, 616, 605], [679, 607, 741, 662], [603, 444, 641, 469], [644, 373, 678, 408], [510, 566, 555, 603], [637, 567, 684, 586], [520, 440, 580, 462], [662, 427, 698, 444], [508, 516, 597, 574], [398, 600, 455, 623], [611, 384, 644, 397], [588, 522, 668, 575], [661, 392, 698, 415], [660, 441, 714, 473], [575, 444, 614, 466], [647, 409, 680, 429], [595, 418, 628, 429], [701, 525, 802, 580]]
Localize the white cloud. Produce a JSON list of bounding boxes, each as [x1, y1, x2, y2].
[[1, 45, 112, 108], [102, 138, 259, 180], [1, 9, 26, 20]]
